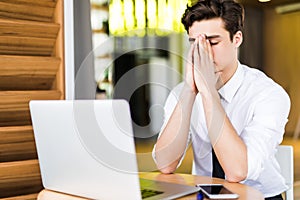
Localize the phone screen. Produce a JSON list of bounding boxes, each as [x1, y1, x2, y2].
[[200, 185, 233, 195], [197, 184, 239, 199]]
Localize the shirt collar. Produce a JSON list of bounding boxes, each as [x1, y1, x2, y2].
[[218, 62, 244, 103]]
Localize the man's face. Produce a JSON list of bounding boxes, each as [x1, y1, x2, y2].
[[188, 18, 241, 84]]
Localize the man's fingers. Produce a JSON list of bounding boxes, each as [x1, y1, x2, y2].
[[187, 42, 195, 65], [193, 38, 200, 68], [206, 38, 214, 61]]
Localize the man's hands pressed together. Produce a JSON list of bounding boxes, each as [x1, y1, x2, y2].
[[193, 34, 218, 95]]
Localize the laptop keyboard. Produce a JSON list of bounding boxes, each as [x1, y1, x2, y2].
[[141, 188, 164, 199]]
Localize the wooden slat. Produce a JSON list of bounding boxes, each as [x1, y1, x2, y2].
[[0, 193, 38, 200], [0, 55, 60, 90], [0, 90, 62, 126], [0, 18, 59, 38], [0, 36, 56, 56], [53, 0, 65, 97], [0, 1, 56, 22], [0, 55, 60, 76], [0, 126, 33, 144], [0, 142, 37, 162], [0, 126, 37, 162], [0, 77, 57, 90], [0, 90, 62, 106], [0, 159, 43, 198], [0, 0, 56, 8]]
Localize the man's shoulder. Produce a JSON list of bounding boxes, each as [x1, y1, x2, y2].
[[240, 64, 289, 100], [241, 64, 279, 88], [240, 64, 268, 80]]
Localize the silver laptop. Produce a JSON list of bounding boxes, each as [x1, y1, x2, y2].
[[29, 100, 199, 200]]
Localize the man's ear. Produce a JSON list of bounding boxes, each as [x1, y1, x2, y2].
[[233, 31, 243, 48]]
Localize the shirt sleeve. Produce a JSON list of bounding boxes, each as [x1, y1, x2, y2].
[[241, 86, 291, 181], [152, 83, 192, 168]]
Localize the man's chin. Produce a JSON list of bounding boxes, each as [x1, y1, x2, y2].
[[215, 73, 224, 90]]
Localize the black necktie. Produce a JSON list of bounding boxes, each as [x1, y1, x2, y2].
[[212, 148, 225, 178]]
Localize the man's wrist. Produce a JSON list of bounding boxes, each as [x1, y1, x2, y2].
[[182, 82, 197, 96]]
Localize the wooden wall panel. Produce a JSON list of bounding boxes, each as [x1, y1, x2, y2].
[[263, 9, 300, 135], [52, 0, 64, 97], [0, 1, 55, 22], [0, 0, 64, 198], [0, 19, 59, 38], [0, 160, 42, 198], [0, 55, 60, 90]]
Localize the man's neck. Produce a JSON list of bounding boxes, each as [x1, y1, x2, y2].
[[217, 61, 239, 89]]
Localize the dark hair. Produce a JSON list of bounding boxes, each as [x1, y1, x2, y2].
[[181, 0, 244, 41]]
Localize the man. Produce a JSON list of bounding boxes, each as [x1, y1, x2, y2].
[[152, 0, 290, 199]]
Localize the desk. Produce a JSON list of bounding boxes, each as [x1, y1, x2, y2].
[[37, 172, 264, 200]]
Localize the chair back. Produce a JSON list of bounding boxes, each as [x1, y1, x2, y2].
[[275, 145, 294, 200]]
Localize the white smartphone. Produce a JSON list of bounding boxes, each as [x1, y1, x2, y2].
[[196, 184, 239, 199]]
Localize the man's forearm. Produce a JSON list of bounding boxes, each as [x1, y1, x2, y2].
[[155, 85, 196, 173], [202, 92, 248, 182]]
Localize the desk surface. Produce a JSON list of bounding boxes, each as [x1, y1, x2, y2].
[[37, 172, 264, 200]]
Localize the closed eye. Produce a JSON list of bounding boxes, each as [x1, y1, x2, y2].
[[209, 41, 219, 46]]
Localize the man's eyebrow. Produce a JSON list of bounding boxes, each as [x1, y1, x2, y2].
[[206, 35, 220, 39], [189, 35, 220, 42]]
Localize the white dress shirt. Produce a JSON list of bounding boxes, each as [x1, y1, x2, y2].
[[153, 62, 291, 198]]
